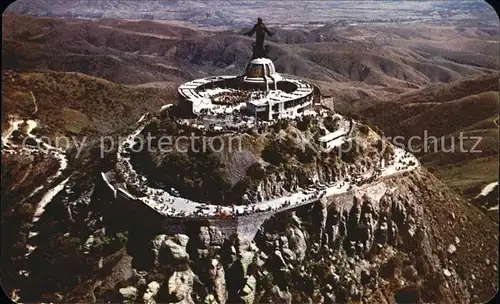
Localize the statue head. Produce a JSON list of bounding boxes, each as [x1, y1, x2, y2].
[[257, 17, 263, 24]]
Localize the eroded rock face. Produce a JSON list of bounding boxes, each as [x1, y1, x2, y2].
[[37, 169, 496, 304], [153, 234, 191, 266], [257, 162, 345, 201], [143, 281, 160, 304], [268, 285, 292, 304], [248, 170, 497, 303], [166, 270, 195, 304], [286, 226, 307, 262], [240, 274, 257, 304], [119, 286, 138, 304], [198, 227, 211, 249], [151, 234, 168, 267], [208, 259, 227, 304]]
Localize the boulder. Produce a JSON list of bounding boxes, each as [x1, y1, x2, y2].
[[143, 281, 160, 304], [209, 227, 225, 246], [167, 270, 195, 303], [287, 226, 307, 261], [165, 239, 189, 262], [175, 234, 190, 247], [282, 248, 297, 262], [151, 234, 168, 266], [198, 226, 211, 248], [119, 286, 138, 304], [241, 275, 257, 304]]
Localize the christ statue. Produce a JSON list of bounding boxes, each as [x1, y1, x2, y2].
[[243, 17, 274, 59]]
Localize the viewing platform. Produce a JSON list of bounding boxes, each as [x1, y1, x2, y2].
[[178, 58, 315, 121]]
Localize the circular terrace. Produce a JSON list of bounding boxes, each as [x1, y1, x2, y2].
[[178, 58, 315, 121]]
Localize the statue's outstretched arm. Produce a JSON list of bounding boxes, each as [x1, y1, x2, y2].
[[265, 26, 274, 37], [244, 25, 256, 36]]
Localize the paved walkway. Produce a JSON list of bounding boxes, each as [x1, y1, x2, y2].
[[111, 105, 420, 219]]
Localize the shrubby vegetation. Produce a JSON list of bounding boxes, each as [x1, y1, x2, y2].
[[101, 232, 129, 252], [246, 162, 266, 180], [132, 148, 233, 204], [262, 138, 293, 165], [340, 140, 361, 163], [160, 151, 230, 202], [383, 144, 395, 161], [130, 113, 377, 205], [272, 119, 290, 132], [296, 145, 316, 164], [262, 134, 316, 166], [358, 124, 370, 135], [297, 115, 313, 131], [323, 115, 339, 133]]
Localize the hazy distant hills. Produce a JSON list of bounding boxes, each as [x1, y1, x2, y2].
[[5, 0, 498, 28], [3, 14, 498, 88]]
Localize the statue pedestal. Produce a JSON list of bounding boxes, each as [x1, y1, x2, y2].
[[252, 42, 270, 59]]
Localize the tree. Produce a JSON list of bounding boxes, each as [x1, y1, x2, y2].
[[162, 119, 178, 135], [297, 116, 312, 131], [297, 145, 316, 164], [262, 140, 287, 165], [246, 163, 265, 180], [18, 203, 35, 218], [323, 116, 338, 132], [340, 141, 358, 163], [273, 119, 289, 132], [358, 124, 369, 135], [229, 178, 251, 204], [143, 118, 159, 135], [102, 231, 129, 252]]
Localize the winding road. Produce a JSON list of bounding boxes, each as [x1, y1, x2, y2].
[[2, 117, 70, 271], [109, 105, 420, 219]]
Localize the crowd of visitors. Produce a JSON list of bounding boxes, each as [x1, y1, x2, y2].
[[210, 90, 251, 105]]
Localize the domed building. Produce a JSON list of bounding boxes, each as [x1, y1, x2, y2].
[[243, 57, 282, 84], [178, 56, 316, 121]]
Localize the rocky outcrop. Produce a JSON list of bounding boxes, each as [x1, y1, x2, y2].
[[249, 169, 498, 303], [256, 162, 345, 201], [285, 226, 307, 262], [152, 234, 190, 266], [208, 259, 227, 304], [8, 157, 497, 304], [165, 269, 196, 304], [143, 281, 160, 304], [119, 286, 138, 303]]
